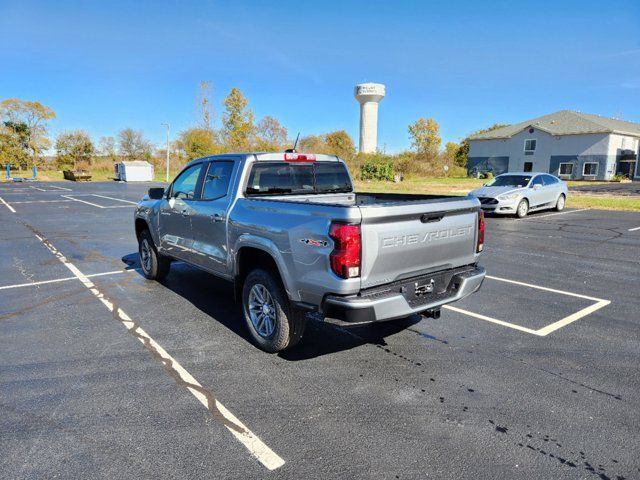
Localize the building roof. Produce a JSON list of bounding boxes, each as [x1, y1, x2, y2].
[[469, 110, 640, 140]]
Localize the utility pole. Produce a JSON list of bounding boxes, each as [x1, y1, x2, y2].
[[161, 123, 170, 182]]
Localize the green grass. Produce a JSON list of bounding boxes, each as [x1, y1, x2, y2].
[[566, 195, 640, 212]]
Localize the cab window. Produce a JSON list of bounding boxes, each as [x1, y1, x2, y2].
[[202, 161, 234, 200], [171, 163, 202, 200]]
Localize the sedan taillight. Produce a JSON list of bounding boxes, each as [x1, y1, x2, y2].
[[329, 222, 361, 279], [477, 210, 485, 253]]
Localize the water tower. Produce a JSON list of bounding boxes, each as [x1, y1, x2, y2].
[[354, 83, 385, 153]]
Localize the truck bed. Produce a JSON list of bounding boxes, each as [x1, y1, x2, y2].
[[242, 192, 481, 290]]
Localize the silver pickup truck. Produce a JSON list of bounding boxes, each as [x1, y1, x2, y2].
[[135, 152, 486, 352]]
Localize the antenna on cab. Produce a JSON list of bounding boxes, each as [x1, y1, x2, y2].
[[285, 132, 301, 153]]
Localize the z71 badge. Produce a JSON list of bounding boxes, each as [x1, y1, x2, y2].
[[300, 238, 328, 247]]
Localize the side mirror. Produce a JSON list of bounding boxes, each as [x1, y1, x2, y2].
[[148, 187, 165, 200]]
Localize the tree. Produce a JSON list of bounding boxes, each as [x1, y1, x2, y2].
[[408, 117, 441, 158], [456, 123, 509, 168], [118, 128, 152, 161], [0, 122, 31, 167], [98, 136, 117, 162], [298, 134, 327, 153], [55, 130, 95, 170], [199, 81, 213, 131], [254, 116, 287, 151], [177, 127, 221, 160], [0, 98, 56, 166], [221, 87, 254, 151], [324, 130, 356, 159], [443, 141, 459, 164]]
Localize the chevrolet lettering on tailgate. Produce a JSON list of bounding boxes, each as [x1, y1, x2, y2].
[[381, 225, 474, 249]]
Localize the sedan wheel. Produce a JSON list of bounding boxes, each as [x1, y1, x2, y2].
[[516, 199, 529, 218], [555, 194, 566, 211]]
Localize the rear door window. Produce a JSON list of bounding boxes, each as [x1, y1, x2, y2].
[[202, 161, 234, 200]]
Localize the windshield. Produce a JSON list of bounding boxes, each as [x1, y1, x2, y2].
[[486, 175, 532, 188], [246, 162, 352, 196]]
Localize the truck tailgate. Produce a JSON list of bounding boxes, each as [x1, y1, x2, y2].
[[358, 198, 480, 289]]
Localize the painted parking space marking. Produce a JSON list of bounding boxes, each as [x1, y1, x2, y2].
[[61, 194, 133, 209], [518, 208, 591, 221], [10, 199, 73, 204], [91, 194, 138, 204], [0, 196, 16, 213], [443, 274, 610, 336], [0, 268, 137, 291], [30, 231, 285, 471], [628, 226, 640, 232]]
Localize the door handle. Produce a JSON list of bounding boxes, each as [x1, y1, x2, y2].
[[212, 213, 225, 222]]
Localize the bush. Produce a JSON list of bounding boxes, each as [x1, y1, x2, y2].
[[361, 160, 395, 181]]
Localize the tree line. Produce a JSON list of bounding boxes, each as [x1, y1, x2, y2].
[[0, 89, 507, 179]]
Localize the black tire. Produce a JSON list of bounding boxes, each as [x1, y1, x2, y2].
[[515, 199, 529, 218], [139, 229, 171, 281], [242, 269, 306, 353], [555, 194, 566, 211]]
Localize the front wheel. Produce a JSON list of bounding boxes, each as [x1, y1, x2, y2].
[[516, 199, 529, 218], [242, 269, 306, 352], [555, 194, 566, 211], [139, 229, 171, 280]]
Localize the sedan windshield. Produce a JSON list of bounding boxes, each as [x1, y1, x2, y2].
[[486, 175, 532, 188]]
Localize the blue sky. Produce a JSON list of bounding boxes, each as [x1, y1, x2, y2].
[[1, 0, 639, 153]]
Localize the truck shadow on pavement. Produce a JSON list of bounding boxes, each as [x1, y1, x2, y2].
[[122, 253, 422, 360]]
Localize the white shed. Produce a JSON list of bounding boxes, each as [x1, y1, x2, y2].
[[115, 161, 154, 182]]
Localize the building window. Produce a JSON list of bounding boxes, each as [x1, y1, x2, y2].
[[583, 162, 599, 176], [559, 163, 573, 178], [524, 161, 533, 172], [524, 139, 536, 155]]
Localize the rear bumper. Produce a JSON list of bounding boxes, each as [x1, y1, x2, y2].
[[321, 265, 485, 323]]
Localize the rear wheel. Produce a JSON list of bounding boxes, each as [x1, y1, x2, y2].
[[139, 229, 171, 280], [242, 269, 306, 352], [555, 194, 566, 211], [516, 199, 529, 218]]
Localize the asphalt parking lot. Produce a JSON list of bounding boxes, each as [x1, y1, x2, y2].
[[1, 181, 639, 480]]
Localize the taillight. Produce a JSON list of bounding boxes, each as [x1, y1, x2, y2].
[[284, 153, 316, 162], [476, 210, 485, 253], [329, 222, 361, 279]]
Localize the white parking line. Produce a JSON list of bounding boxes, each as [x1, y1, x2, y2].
[[32, 232, 285, 471], [444, 275, 610, 336], [11, 199, 73, 204], [0, 196, 16, 213], [0, 269, 136, 291], [29, 186, 47, 191], [60, 194, 106, 208], [60, 194, 134, 209], [92, 194, 138, 204], [628, 226, 640, 232], [519, 208, 590, 220], [47, 185, 72, 191]]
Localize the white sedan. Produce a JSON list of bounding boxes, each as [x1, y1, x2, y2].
[[469, 172, 568, 218]]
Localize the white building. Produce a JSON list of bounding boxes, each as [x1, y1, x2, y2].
[[467, 110, 640, 180]]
